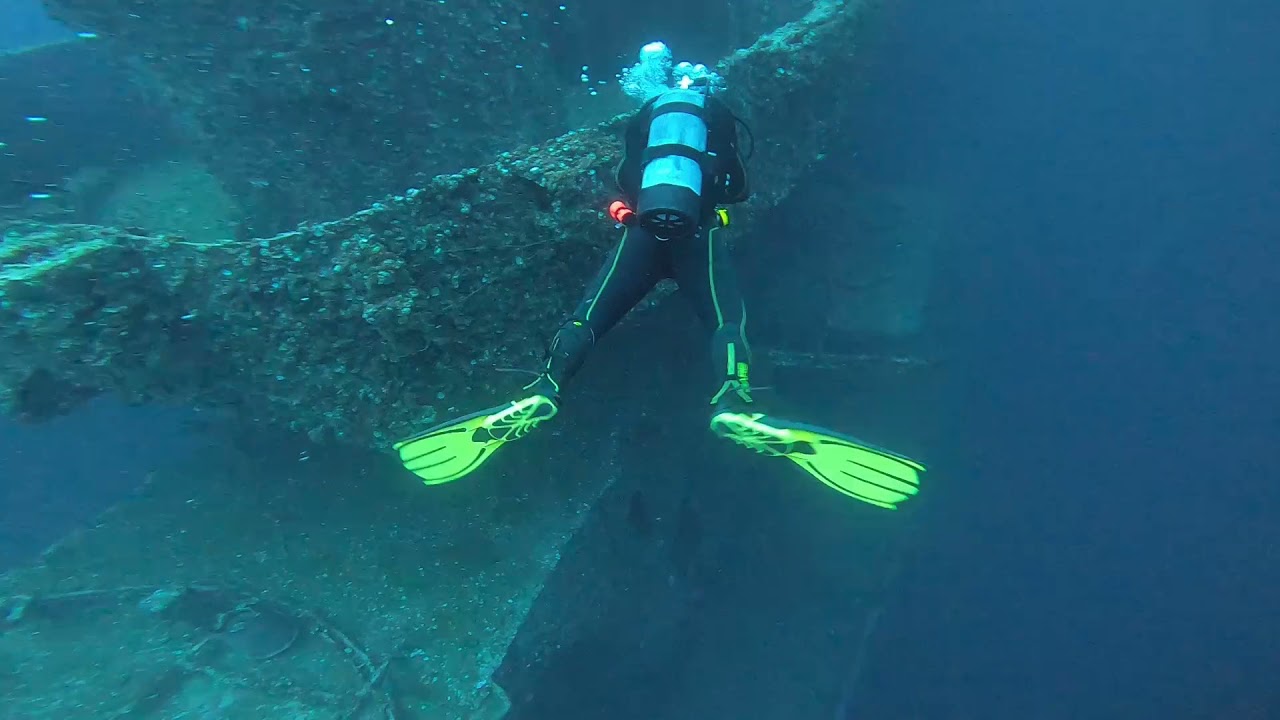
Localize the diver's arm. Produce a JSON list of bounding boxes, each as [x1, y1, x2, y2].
[[709, 100, 750, 204], [614, 99, 655, 202]]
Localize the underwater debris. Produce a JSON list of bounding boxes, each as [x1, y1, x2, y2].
[[0, 583, 402, 719], [221, 605, 300, 661]]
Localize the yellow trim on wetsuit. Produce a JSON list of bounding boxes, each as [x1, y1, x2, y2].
[[708, 225, 725, 327], [586, 228, 630, 321]]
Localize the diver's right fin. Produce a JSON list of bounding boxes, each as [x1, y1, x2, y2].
[[710, 411, 923, 509]]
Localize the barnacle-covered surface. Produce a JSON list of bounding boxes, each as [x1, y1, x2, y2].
[[0, 3, 918, 719], [1, 0, 880, 446], [40, 0, 817, 235]]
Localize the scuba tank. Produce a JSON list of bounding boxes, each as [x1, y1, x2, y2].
[[636, 88, 709, 238]]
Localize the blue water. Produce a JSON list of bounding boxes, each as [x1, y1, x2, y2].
[[0, 400, 199, 570], [0, 0, 71, 52], [0, 0, 191, 571], [853, 1, 1280, 717], [1, 2, 177, 217]]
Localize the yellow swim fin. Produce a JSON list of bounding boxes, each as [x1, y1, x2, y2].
[[710, 411, 924, 509], [395, 394, 558, 485]]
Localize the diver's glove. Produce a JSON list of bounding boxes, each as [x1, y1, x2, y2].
[[709, 403, 924, 509], [394, 375, 559, 485]]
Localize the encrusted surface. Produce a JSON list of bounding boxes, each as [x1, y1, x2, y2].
[[1, 0, 877, 447], [39, 0, 817, 234], [0, 421, 625, 719], [1, 4, 901, 719]]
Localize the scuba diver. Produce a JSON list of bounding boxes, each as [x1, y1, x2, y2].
[[394, 43, 924, 509]]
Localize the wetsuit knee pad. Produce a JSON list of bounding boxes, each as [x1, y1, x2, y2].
[[544, 319, 596, 382], [549, 320, 595, 359]]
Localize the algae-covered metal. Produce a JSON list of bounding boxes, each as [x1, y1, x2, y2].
[[2, 1, 878, 449]]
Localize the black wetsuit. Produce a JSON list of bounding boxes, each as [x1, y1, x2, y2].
[[538, 95, 755, 407]]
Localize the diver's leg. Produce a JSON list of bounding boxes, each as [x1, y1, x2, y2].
[[671, 221, 754, 410], [395, 227, 663, 486], [671, 221, 926, 509], [534, 226, 664, 397]]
